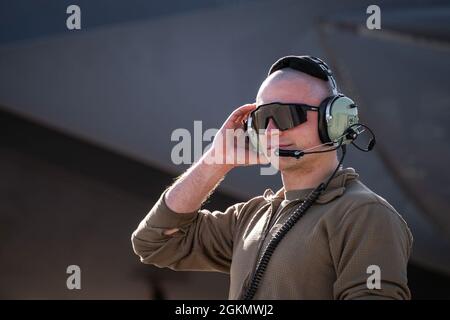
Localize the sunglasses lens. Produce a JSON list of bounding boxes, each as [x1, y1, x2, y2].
[[252, 104, 308, 131], [252, 107, 271, 130]]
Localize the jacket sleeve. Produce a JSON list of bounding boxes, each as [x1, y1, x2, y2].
[[131, 188, 244, 274], [329, 201, 414, 300]]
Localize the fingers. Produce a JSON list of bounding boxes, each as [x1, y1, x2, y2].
[[234, 103, 257, 115], [230, 103, 257, 123]]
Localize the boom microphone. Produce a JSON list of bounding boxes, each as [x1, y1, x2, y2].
[[275, 149, 306, 159], [274, 123, 376, 159]]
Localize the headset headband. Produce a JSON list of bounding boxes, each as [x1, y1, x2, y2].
[[268, 55, 338, 95]]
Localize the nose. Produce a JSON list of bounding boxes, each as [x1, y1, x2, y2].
[[266, 118, 281, 135], [266, 118, 277, 130], [265, 118, 282, 149]]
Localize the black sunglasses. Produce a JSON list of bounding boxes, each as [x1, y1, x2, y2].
[[246, 102, 319, 132]]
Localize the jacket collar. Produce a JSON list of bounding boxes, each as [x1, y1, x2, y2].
[[263, 167, 359, 204]]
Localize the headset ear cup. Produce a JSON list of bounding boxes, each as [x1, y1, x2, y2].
[[318, 96, 334, 144], [327, 95, 359, 143]]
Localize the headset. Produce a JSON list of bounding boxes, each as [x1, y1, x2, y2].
[[246, 55, 375, 158], [239, 55, 376, 300]]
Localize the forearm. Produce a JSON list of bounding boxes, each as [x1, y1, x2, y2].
[[165, 150, 233, 214], [131, 174, 240, 272]]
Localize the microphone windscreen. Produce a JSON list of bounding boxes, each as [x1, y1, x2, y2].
[[276, 148, 304, 158]]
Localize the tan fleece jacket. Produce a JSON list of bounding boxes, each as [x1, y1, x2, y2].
[[131, 167, 413, 300]]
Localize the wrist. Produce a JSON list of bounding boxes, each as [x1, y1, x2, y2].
[[200, 150, 235, 174]]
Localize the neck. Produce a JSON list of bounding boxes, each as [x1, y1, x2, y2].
[[281, 155, 339, 191]]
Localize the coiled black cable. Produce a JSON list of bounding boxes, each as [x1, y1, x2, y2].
[[240, 145, 347, 300]]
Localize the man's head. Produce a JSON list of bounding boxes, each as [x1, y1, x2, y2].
[[255, 67, 337, 172]]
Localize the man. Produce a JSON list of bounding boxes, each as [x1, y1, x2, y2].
[[131, 55, 413, 299]]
